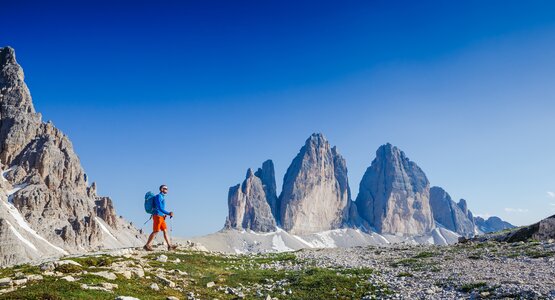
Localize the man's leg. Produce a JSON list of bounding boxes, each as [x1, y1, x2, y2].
[[145, 231, 158, 247], [162, 229, 171, 246]]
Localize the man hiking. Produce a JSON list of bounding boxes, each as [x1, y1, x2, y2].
[[144, 185, 178, 251]]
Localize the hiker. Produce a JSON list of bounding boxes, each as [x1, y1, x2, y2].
[[143, 185, 178, 251]]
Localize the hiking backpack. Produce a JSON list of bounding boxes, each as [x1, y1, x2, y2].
[[144, 191, 156, 214]]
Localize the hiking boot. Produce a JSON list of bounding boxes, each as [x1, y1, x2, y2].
[[143, 245, 154, 251], [168, 244, 178, 251]]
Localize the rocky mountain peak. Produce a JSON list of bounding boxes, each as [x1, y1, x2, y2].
[[225, 161, 277, 232], [279, 133, 351, 234], [0, 46, 35, 117], [0, 47, 143, 266], [356, 143, 434, 235], [429, 186, 476, 237], [0, 47, 18, 69], [254, 160, 278, 221], [457, 199, 468, 214], [246, 168, 255, 178]]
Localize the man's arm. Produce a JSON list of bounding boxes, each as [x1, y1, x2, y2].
[[155, 194, 172, 215]]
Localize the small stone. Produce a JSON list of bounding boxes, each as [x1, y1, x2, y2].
[[12, 278, 28, 286], [56, 260, 82, 267], [207, 281, 216, 288], [173, 269, 188, 276], [480, 291, 491, 297], [167, 297, 180, 300], [25, 274, 43, 281], [174, 258, 181, 263], [150, 283, 160, 291], [40, 262, 56, 271], [61, 276, 76, 282], [132, 268, 145, 278], [156, 275, 176, 288], [156, 255, 168, 263], [115, 297, 141, 300], [101, 282, 118, 290], [91, 271, 117, 280], [119, 271, 132, 279], [0, 278, 12, 287]]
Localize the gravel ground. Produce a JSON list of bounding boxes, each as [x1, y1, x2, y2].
[[279, 241, 555, 299]]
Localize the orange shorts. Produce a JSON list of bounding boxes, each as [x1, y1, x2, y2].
[[153, 215, 167, 232]]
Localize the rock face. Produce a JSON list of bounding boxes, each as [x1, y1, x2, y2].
[[429, 187, 476, 237], [278, 133, 351, 235], [224, 164, 277, 232], [254, 160, 278, 221], [475, 216, 515, 233], [356, 143, 434, 235], [0, 46, 143, 266]]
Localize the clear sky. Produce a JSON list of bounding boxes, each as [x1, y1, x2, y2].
[[2, 1, 555, 237]]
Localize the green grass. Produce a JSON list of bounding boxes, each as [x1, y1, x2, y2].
[[54, 264, 83, 274], [64, 255, 115, 268], [1, 250, 390, 300], [413, 251, 436, 259], [396, 272, 413, 277], [458, 282, 488, 293], [525, 250, 554, 258]]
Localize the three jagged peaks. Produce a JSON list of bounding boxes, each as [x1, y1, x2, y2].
[[225, 133, 514, 238]]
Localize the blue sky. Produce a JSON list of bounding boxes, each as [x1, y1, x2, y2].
[[2, 1, 555, 237]]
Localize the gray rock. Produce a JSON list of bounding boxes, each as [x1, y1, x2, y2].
[[491, 214, 554, 243], [90, 271, 117, 280], [355, 143, 434, 235], [25, 274, 43, 281], [475, 216, 515, 233], [225, 165, 277, 232], [0, 277, 11, 287], [255, 160, 279, 221], [279, 133, 351, 234], [0, 46, 144, 267], [12, 278, 27, 286], [61, 275, 76, 282], [156, 254, 168, 263], [535, 215, 555, 240], [150, 282, 160, 291], [115, 297, 141, 300], [429, 186, 476, 237]]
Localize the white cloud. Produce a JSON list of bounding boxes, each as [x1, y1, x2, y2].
[[547, 191, 555, 198], [504, 208, 529, 213]]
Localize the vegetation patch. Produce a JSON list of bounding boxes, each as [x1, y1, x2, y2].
[[413, 251, 436, 259], [67, 256, 114, 268], [458, 281, 489, 293], [396, 272, 413, 277], [54, 264, 82, 274]]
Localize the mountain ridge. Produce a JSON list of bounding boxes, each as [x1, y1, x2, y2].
[[0, 46, 144, 267], [224, 132, 514, 249]]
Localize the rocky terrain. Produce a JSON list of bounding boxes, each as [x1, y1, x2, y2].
[[0, 46, 144, 267], [0, 236, 553, 300]]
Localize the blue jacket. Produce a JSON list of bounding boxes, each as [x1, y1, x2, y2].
[[153, 193, 171, 216]]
